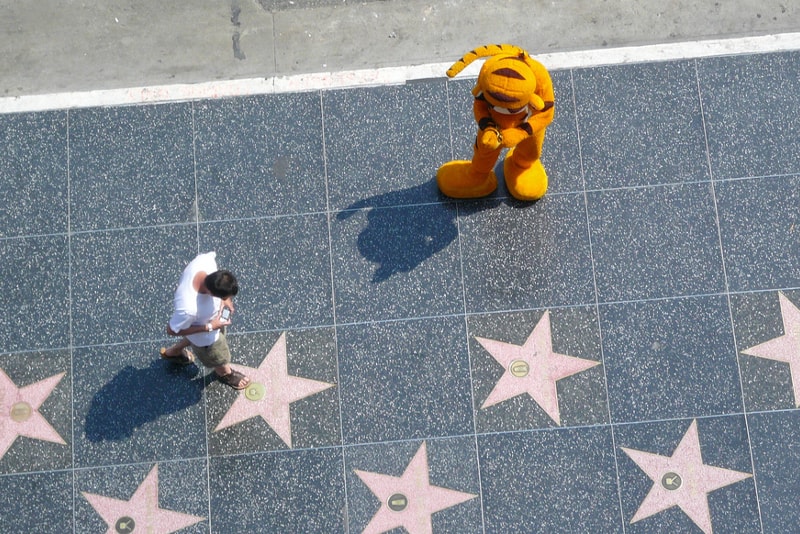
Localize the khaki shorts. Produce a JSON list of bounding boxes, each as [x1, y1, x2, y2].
[[190, 331, 231, 368]]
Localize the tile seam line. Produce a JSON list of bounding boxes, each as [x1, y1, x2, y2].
[[66, 108, 77, 534], [10, 285, 800, 356], [2, 32, 800, 114], [189, 102, 213, 533], [570, 65, 628, 533], [695, 54, 766, 532], [6, 407, 775, 481], [319, 88, 354, 534]]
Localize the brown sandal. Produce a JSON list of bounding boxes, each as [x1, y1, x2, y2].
[[160, 347, 195, 365], [218, 370, 250, 390]]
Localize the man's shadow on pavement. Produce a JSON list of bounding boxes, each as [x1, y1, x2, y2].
[[85, 359, 205, 442], [337, 178, 499, 283]]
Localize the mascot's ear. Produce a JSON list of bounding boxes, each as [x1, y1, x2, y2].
[[529, 93, 545, 110]]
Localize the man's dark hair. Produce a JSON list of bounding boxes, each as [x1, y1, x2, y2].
[[204, 270, 239, 298]]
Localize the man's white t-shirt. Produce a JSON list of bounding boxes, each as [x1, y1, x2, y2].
[[169, 252, 222, 347]]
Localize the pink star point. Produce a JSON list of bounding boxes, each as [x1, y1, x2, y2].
[[622, 420, 752, 534], [0, 368, 66, 460], [82, 465, 204, 534], [741, 292, 800, 406], [214, 332, 334, 447], [477, 311, 600, 425], [355, 441, 477, 534]]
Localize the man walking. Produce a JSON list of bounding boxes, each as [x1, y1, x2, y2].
[[161, 251, 250, 390]]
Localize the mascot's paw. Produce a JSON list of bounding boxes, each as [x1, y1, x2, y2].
[[503, 153, 548, 201], [499, 127, 529, 148], [478, 128, 502, 150], [437, 160, 497, 199]]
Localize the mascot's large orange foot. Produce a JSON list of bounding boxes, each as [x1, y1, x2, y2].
[[436, 160, 498, 198], [503, 155, 548, 201]]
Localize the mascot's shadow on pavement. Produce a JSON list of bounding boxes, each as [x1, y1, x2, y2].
[[342, 43, 553, 281], [337, 176, 532, 283], [84, 359, 204, 442]]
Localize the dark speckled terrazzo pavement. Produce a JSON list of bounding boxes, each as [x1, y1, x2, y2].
[[1, 49, 800, 533]]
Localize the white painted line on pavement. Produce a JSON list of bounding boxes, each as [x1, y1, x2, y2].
[[2, 32, 799, 114]]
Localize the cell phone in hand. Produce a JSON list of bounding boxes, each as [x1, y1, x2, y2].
[[220, 307, 231, 322]]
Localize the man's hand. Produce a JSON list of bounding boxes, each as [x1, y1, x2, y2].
[[209, 316, 231, 330]]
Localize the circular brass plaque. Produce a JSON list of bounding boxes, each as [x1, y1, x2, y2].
[[661, 472, 682, 490], [387, 493, 408, 512], [10, 402, 32, 422], [509, 360, 530, 378], [244, 382, 266, 401], [115, 516, 136, 533]]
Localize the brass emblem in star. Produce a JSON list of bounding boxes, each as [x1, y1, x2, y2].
[[82, 464, 205, 534], [0, 368, 66, 460], [476, 311, 600, 425], [621, 419, 752, 533], [214, 332, 334, 447], [354, 441, 477, 534]]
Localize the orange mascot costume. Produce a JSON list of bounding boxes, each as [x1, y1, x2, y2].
[[437, 44, 555, 200]]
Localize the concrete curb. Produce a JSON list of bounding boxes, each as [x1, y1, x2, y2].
[[2, 32, 799, 114]]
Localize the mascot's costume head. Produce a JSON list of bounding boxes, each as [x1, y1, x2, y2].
[[454, 50, 546, 113], [437, 44, 555, 201]]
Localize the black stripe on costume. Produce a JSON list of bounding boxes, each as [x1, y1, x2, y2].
[[492, 67, 525, 80], [478, 117, 496, 130], [487, 91, 517, 103]]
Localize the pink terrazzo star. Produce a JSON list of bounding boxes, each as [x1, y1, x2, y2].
[[476, 310, 600, 425], [82, 464, 204, 534], [741, 291, 800, 406], [214, 332, 334, 447], [354, 441, 477, 534], [621, 419, 752, 534], [0, 368, 66, 460]]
